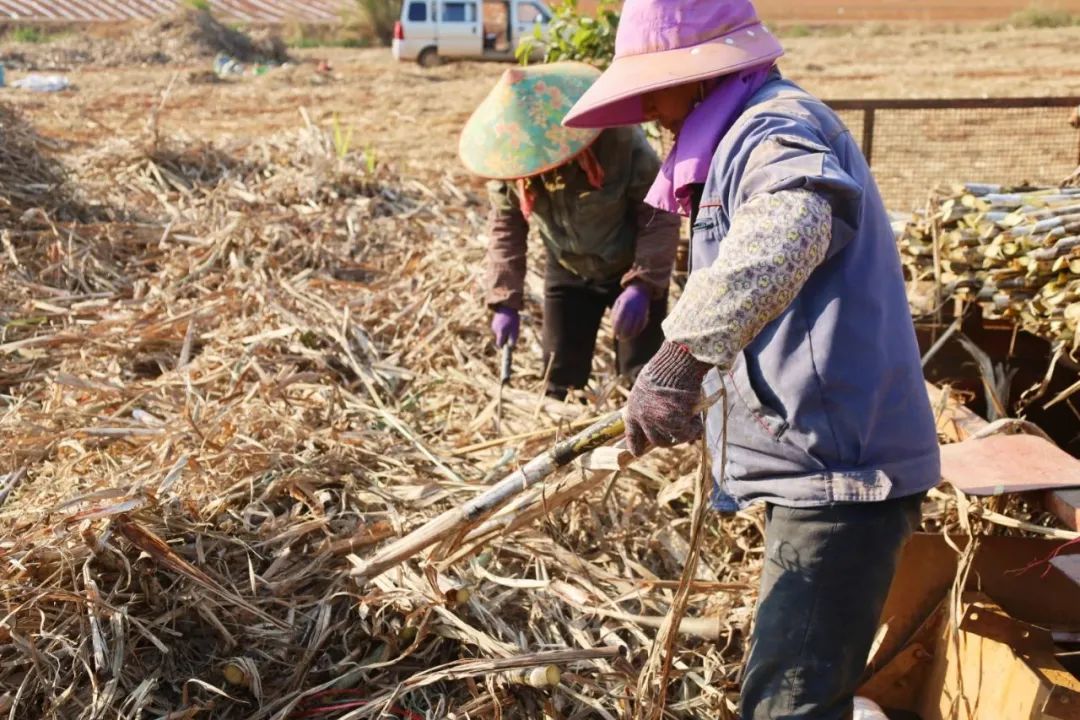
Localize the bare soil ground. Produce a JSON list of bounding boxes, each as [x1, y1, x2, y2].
[[755, 0, 1080, 23], [581, 0, 1080, 23], [3, 25, 1079, 198]]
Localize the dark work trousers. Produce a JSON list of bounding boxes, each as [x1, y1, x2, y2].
[[542, 255, 666, 400], [739, 494, 924, 720]]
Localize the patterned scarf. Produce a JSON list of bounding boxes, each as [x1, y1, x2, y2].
[[516, 146, 606, 220]]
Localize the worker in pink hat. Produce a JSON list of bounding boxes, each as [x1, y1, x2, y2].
[[461, 62, 681, 399], [565, 1, 940, 718]]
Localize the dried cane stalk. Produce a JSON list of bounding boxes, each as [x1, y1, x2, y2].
[[634, 391, 727, 720], [349, 411, 626, 584]]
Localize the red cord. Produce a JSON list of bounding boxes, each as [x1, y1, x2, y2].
[[1006, 536, 1080, 578]]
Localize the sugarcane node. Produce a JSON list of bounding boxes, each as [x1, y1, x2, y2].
[[446, 587, 471, 606], [550, 413, 625, 466], [222, 662, 248, 687], [504, 665, 562, 688], [463, 503, 491, 522], [538, 665, 562, 687]]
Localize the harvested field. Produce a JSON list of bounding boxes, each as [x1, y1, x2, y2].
[[2, 15, 1080, 720], [579, 0, 1080, 23], [3, 25, 1078, 204], [755, 0, 1080, 23], [0, 96, 765, 717], [0, 9, 290, 69]]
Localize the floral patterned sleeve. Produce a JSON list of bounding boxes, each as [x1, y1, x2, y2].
[[661, 189, 831, 368]]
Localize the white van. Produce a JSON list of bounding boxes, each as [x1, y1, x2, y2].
[[392, 0, 553, 67]]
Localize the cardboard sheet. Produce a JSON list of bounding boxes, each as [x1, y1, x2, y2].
[[940, 432, 1080, 496]]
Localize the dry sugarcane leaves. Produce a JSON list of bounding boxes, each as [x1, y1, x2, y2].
[[0, 109, 759, 718]]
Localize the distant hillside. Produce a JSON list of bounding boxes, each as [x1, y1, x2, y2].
[[0, 0, 344, 23]]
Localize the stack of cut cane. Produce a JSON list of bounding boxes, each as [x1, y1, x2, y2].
[[897, 183, 1080, 351]]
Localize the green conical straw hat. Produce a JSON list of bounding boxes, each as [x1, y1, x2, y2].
[[459, 62, 602, 180]]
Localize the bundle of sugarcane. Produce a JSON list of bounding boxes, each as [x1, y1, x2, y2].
[[897, 182, 1080, 351]]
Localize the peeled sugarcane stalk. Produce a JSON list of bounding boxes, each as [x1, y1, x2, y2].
[[434, 446, 625, 569], [501, 665, 562, 688], [350, 411, 627, 584]]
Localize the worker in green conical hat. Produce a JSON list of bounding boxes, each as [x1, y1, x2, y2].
[[459, 61, 681, 400]]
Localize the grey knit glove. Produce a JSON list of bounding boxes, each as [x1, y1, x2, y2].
[[624, 341, 712, 457]]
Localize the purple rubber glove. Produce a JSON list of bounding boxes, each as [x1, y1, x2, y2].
[[624, 341, 711, 457], [611, 282, 651, 340], [491, 306, 520, 348]]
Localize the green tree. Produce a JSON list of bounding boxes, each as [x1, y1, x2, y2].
[[516, 0, 619, 68], [515, 1, 668, 154], [354, 0, 404, 45]]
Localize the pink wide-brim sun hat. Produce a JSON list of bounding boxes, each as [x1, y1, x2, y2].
[[563, 0, 784, 129]]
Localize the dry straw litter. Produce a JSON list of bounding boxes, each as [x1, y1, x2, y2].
[[0, 9, 288, 71], [3, 86, 1077, 718], [0, 98, 763, 719]]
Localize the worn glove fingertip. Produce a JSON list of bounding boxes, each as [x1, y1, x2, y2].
[[625, 422, 648, 457], [637, 424, 666, 449], [687, 415, 705, 443]]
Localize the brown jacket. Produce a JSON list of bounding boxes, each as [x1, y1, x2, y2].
[[485, 126, 681, 310]]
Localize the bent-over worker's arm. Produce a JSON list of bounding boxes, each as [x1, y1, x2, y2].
[[622, 204, 681, 295], [662, 189, 832, 368], [484, 180, 529, 311], [621, 130, 681, 296]]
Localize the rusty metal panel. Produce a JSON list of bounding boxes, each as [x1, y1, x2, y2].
[[927, 382, 1080, 533], [941, 433, 1080, 497], [828, 96, 1080, 111], [860, 599, 945, 710], [862, 534, 959, 684]]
